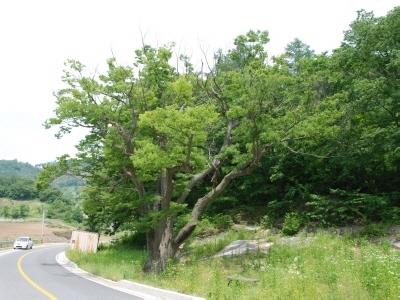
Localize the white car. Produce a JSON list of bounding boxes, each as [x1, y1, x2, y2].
[[13, 236, 33, 250]]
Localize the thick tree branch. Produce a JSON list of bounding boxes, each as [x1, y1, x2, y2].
[[176, 166, 215, 204], [174, 159, 257, 246], [175, 116, 237, 205]]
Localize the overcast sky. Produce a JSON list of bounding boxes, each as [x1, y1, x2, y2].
[[0, 0, 398, 165]]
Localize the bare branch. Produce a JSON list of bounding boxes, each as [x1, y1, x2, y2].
[[199, 44, 214, 74]]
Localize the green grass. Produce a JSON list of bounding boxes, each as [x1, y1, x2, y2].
[[67, 230, 400, 299], [0, 198, 46, 218]]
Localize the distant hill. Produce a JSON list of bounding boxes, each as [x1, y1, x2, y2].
[[52, 175, 85, 201], [0, 160, 40, 179]]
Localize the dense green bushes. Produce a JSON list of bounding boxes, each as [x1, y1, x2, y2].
[[0, 176, 38, 200], [282, 212, 302, 235], [0, 160, 84, 223], [187, 214, 235, 238], [0, 177, 83, 224], [0, 204, 30, 219], [47, 198, 83, 223], [304, 192, 399, 226], [204, 183, 399, 232], [259, 215, 272, 229]]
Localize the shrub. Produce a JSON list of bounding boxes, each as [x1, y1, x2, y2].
[[205, 196, 239, 214], [113, 232, 147, 249], [282, 212, 302, 236], [173, 213, 191, 234], [0, 206, 10, 218], [259, 215, 272, 229], [381, 207, 400, 224], [305, 192, 394, 227], [10, 206, 20, 219], [194, 218, 219, 238], [19, 204, 30, 218], [212, 214, 233, 231], [360, 223, 387, 238], [232, 212, 244, 224], [266, 199, 294, 224]]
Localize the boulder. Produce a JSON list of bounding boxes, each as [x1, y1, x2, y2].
[[215, 240, 272, 257]]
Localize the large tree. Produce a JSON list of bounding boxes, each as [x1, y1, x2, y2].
[[42, 31, 338, 272]]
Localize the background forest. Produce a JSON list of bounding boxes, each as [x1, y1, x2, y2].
[[0, 159, 83, 223]]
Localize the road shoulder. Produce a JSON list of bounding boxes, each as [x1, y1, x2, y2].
[[56, 251, 204, 300]]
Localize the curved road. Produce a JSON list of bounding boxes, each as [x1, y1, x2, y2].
[[0, 245, 142, 300]]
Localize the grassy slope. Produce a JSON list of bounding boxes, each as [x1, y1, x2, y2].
[[0, 198, 45, 218], [67, 230, 400, 299]]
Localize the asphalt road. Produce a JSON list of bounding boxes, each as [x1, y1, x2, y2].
[[0, 245, 142, 300]]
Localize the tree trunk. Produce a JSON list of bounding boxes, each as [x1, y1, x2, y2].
[[143, 155, 262, 272], [143, 218, 176, 272]]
